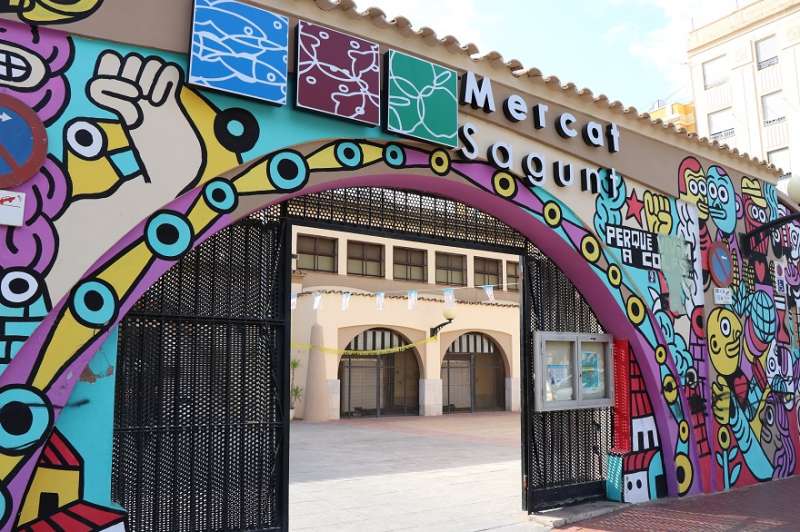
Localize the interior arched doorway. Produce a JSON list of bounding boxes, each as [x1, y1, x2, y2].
[[3, 139, 689, 530], [441, 332, 506, 414], [338, 328, 420, 418]]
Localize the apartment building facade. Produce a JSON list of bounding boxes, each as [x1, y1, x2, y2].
[[688, 0, 800, 190]]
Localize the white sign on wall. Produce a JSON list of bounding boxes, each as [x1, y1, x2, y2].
[[0, 190, 25, 227], [714, 287, 733, 305]]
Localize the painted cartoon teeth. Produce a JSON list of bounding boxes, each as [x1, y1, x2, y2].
[[0, 43, 45, 89]]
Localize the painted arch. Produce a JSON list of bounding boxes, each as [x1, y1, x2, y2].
[[0, 134, 691, 524]]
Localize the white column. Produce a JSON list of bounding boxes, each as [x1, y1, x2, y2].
[[419, 379, 443, 416], [337, 236, 347, 275], [505, 377, 521, 412]]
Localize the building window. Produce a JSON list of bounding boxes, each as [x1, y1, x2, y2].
[[474, 257, 501, 288], [702, 56, 728, 89], [768, 148, 791, 177], [506, 261, 520, 291], [435, 252, 466, 286], [297, 235, 337, 272], [347, 241, 384, 277], [394, 247, 427, 282], [708, 108, 734, 140], [756, 36, 778, 69], [762, 91, 786, 126]]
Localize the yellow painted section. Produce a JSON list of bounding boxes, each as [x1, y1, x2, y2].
[[180, 88, 240, 185], [18, 468, 80, 526], [306, 146, 340, 170], [95, 242, 152, 301], [32, 309, 94, 390], [0, 454, 23, 484], [361, 143, 384, 164], [67, 121, 132, 199], [186, 199, 218, 233], [233, 161, 276, 194]]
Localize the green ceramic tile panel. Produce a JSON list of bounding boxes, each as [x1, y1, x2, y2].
[[386, 50, 458, 147]]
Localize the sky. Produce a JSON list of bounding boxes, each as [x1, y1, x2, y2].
[[359, 0, 747, 112]]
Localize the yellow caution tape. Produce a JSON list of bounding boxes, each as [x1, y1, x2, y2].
[[290, 335, 437, 356]]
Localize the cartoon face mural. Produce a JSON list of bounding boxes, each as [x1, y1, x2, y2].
[[678, 157, 707, 221], [706, 165, 738, 237], [707, 308, 742, 377], [0, 0, 103, 25]]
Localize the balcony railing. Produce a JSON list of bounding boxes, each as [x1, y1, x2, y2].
[[710, 128, 735, 141], [757, 56, 779, 70]]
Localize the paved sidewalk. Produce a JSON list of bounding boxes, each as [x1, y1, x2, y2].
[[288, 412, 543, 531], [565, 475, 800, 531]]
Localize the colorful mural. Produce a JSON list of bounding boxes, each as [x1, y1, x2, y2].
[[386, 50, 458, 147], [296, 20, 381, 125], [0, 5, 799, 530], [189, 0, 289, 104]]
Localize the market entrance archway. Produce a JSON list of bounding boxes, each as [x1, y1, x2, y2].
[[4, 139, 677, 531]]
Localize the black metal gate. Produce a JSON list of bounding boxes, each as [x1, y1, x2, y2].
[[113, 206, 290, 531], [522, 243, 613, 512]]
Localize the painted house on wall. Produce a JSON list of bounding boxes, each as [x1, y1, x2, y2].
[[0, 0, 798, 530]]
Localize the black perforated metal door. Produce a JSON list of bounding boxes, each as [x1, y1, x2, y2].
[[113, 208, 290, 531], [522, 244, 613, 512]]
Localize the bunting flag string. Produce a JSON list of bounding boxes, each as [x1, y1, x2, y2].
[[312, 291, 322, 310], [376, 291, 385, 311], [483, 285, 495, 303], [291, 335, 438, 356], [341, 291, 352, 311], [407, 289, 418, 310], [293, 280, 520, 312]]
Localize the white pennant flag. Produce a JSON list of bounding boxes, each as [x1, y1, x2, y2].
[[443, 288, 455, 308], [376, 292, 385, 311], [312, 291, 322, 310], [407, 290, 418, 310], [483, 285, 496, 303], [341, 291, 352, 311], [290, 292, 298, 310]]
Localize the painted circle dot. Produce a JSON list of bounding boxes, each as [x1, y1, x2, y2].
[[430, 149, 451, 176], [581, 235, 601, 263], [655, 345, 667, 364], [492, 171, 516, 198], [0, 402, 31, 436], [607, 264, 622, 287], [384, 144, 405, 168], [662, 374, 678, 404], [146, 212, 194, 260], [335, 142, 363, 168], [678, 420, 689, 442], [543, 202, 562, 227], [0, 387, 52, 456], [71, 279, 118, 327], [268, 151, 309, 191], [204, 179, 238, 214], [626, 295, 645, 325]]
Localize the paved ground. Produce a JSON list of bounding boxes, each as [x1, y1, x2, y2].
[[566, 475, 800, 531], [288, 412, 544, 531]]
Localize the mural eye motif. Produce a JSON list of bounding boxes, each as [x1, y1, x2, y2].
[[708, 182, 718, 200], [759, 209, 767, 223], [698, 181, 707, 195], [66, 120, 105, 159], [765, 405, 774, 426], [718, 186, 728, 203], [689, 180, 698, 195], [720, 317, 731, 337], [0, 269, 40, 307]]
